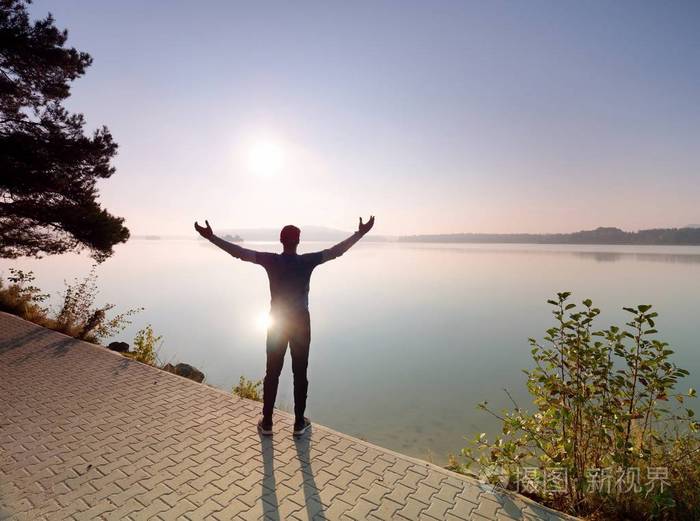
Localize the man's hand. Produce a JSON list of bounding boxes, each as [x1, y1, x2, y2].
[[194, 219, 213, 239], [358, 215, 375, 235], [198, 220, 258, 262], [320, 215, 376, 263]]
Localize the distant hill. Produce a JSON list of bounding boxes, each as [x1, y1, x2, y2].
[[151, 226, 389, 242], [399, 227, 700, 245], [219, 226, 348, 241], [218, 226, 389, 242]]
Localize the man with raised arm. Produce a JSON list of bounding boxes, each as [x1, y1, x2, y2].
[[194, 217, 375, 437]]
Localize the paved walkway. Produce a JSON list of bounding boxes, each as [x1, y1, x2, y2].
[[0, 312, 575, 521]]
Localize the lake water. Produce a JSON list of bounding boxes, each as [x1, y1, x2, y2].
[[3, 239, 699, 465]]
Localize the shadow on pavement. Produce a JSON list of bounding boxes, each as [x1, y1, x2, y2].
[[294, 430, 325, 519], [260, 434, 280, 521], [0, 326, 53, 352], [258, 429, 325, 520]]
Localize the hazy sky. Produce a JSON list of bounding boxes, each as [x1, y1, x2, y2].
[[31, 1, 700, 235]]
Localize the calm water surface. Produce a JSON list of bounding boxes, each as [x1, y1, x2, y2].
[[3, 240, 700, 464]]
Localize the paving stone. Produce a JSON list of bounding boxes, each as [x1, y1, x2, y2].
[[433, 481, 462, 504], [369, 497, 404, 520], [396, 497, 429, 519], [361, 482, 391, 506], [346, 497, 378, 520], [323, 498, 353, 519]]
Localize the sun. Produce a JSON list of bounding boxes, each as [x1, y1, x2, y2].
[[247, 140, 285, 175], [256, 311, 273, 331]]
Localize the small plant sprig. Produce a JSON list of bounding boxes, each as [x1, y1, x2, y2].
[[129, 324, 162, 365], [232, 376, 263, 402]]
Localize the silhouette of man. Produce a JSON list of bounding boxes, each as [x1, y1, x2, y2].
[[194, 217, 375, 437]]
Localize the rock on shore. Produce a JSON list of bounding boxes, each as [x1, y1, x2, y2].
[[162, 363, 205, 383], [107, 341, 129, 352]]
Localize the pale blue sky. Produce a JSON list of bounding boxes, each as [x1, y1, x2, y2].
[[32, 1, 700, 235]]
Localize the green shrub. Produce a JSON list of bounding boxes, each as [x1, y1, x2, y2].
[[233, 376, 262, 402], [54, 266, 142, 342], [0, 269, 50, 324], [0, 266, 141, 344], [450, 293, 699, 520], [128, 324, 162, 365]]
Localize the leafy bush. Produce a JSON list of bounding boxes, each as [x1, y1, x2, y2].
[[0, 266, 141, 344], [449, 293, 699, 520], [53, 266, 142, 342], [233, 376, 263, 402], [0, 269, 50, 324], [128, 324, 162, 365]]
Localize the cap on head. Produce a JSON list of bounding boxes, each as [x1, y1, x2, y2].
[[280, 225, 300, 246]]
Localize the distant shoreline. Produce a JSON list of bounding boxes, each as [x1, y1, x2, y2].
[[399, 226, 700, 246], [133, 226, 700, 246]]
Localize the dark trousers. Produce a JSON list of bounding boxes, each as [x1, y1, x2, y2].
[[262, 309, 311, 423]]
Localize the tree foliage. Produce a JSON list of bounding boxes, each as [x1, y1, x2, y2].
[[0, 0, 128, 261]]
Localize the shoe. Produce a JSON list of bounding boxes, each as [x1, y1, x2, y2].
[[293, 417, 311, 437], [257, 418, 273, 436]]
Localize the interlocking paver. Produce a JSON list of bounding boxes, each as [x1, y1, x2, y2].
[[335, 482, 368, 505], [210, 499, 249, 521], [361, 482, 391, 505], [449, 496, 479, 517], [324, 498, 354, 519], [385, 482, 415, 504], [396, 497, 430, 519], [369, 496, 404, 520], [346, 497, 379, 520], [434, 480, 462, 504], [0, 313, 577, 520], [377, 467, 403, 487], [422, 496, 453, 520]]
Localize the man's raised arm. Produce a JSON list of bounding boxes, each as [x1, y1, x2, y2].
[[320, 216, 375, 263], [194, 220, 257, 263]]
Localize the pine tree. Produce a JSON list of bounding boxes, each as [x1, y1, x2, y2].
[[1, 0, 128, 261]]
